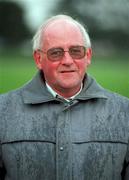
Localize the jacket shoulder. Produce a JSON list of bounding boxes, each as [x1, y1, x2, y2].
[[103, 89, 129, 110], [0, 87, 25, 111]]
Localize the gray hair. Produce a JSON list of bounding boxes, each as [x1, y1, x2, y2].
[[32, 15, 91, 51]]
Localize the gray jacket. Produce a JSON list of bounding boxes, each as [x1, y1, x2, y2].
[[0, 71, 129, 180]]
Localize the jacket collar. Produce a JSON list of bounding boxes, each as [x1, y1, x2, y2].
[[22, 71, 107, 104], [77, 75, 108, 100]]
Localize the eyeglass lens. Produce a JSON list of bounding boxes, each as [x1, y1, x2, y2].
[[47, 46, 86, 61]]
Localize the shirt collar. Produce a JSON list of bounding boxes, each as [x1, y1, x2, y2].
[[46, 82, 83, 102]]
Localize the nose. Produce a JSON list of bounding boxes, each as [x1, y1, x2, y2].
[[61, 51, 74, 65]]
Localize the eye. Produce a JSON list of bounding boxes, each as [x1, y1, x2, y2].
[[70, 47, 82, 54], [48, 48, 63, 57]]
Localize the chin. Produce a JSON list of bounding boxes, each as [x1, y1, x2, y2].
[[59, 81, 80, 89]]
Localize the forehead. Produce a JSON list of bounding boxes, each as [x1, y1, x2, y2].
[[42, 19, 84, 48]]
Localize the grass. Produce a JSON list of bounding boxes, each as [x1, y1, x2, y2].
[[88, 55, 129, 97], [0, 52, 129, 97], [0, 53, 36, 93]]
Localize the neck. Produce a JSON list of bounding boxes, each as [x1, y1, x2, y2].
[[55, 87, 81, 98], [46, 83, 82, 99]]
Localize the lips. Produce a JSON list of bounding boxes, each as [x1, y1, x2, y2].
[[59, 68, 77, 73], [60, 70, 76, 73]]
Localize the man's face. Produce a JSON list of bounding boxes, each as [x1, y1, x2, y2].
[[34, 20, 92, 97]]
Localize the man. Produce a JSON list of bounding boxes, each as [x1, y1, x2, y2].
[[0, 15, 129, 180]]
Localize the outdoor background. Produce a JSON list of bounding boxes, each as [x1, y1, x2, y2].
[[0, 0, 129, 97]]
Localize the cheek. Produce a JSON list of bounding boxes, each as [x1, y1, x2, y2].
[[41, 62, 58, 77], [77, 61, 87, 72]]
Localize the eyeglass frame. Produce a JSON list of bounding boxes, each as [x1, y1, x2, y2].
[[37, 45, 87, 62]]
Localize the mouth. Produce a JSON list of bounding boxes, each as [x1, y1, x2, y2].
[[60, 70, 76, 73]]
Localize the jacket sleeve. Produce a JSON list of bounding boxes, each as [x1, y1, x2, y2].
[[121, 100, 129, 180], [0, 141, 5, 180], [123, 106, 129, 180], [0, 95, 6, 179], [122, 141, 129, 180]]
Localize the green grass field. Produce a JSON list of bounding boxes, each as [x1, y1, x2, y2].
[[0, 52, 129, 97]]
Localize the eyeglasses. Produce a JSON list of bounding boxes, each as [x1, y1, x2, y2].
[[38, 46, 86, 62]]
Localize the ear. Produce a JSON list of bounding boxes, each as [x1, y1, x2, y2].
[[33, 50, 43, 70], [85, 48, 92, 65]]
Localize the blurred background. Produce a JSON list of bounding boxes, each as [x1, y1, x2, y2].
[[0, 0, 129, 97]]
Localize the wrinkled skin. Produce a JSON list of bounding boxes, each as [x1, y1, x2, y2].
[[34, 19, 92, 98]]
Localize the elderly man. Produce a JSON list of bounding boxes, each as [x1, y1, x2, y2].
[[0, 15, 129, 180]]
